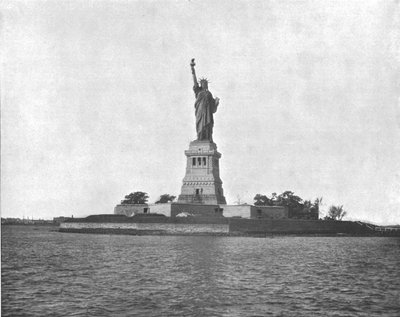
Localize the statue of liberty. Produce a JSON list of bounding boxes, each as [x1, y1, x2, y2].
[[190, 59, 220, 142]]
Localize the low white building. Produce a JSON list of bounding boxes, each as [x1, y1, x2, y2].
[[114, 203, 288, 219]]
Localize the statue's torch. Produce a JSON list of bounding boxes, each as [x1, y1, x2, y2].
[[190, 58, 198, 87]]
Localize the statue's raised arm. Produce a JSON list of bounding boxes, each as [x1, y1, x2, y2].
[[190, 58, 198, 88]]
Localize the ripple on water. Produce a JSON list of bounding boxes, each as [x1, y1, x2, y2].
[[2, 226, 400, 317]]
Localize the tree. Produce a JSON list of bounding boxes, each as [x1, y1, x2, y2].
[[253, 194, 273, 206], [121, 192, 149, 205], [275, 191, 303, 209], [314, 197, 323, 212], [270, 191, 303, 218], [253, 191, 321, 219], [326, 205, 347, 220], [303, 200, 313, 213], [155, 194, 176, 204]]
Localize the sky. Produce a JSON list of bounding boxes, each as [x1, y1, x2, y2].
[[1, 0, 400, 224]]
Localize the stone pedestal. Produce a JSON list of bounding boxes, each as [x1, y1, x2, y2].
[[177, 140, 226, 205]]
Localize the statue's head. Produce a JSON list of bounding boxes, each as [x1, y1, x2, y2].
[[199, 78, 209, 89]]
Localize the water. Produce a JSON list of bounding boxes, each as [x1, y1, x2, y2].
[[2, 226, 399, 316]]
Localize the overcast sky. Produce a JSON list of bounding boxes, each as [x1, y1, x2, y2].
[[2, 0, 399, 224]]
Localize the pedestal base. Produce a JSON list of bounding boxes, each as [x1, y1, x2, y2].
[[177, 140, 226, 205]]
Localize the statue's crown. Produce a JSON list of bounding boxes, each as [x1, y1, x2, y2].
[[199, 77, 209, 84]]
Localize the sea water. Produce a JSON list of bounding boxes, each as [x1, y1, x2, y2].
[[2, 225, 399, 316]]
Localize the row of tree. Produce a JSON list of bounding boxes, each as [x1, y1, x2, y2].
[[326, 205, 347, 221], [120, 192, 176, 205], [253, 190, 347, 220], [120, 190, 348, 220], [254, 191, 321, 220]]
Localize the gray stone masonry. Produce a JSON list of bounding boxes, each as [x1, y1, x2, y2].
[[177, 140, 226, 204], [114, 204, 149, 216]]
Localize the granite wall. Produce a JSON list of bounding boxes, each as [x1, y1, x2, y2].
[[60, 216, 373, 236], [148, 203, 172, 217], [229, 219, 372, 235], [114, 203, 288, 219], [170, 203, 223, 217], [114, 204, 149, 216], [250, 206, 289, 219], [221, 205, 252, 218], [60, 221, 229, 234], [220, 205, 288, 219]]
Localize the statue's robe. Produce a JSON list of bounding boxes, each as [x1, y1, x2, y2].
[[193, 86, 218, 141]]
